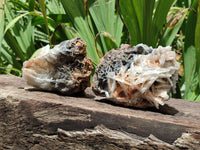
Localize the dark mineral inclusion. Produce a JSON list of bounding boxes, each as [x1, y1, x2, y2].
[[23, 37, 93, 95], [92, 44, 180, 108]]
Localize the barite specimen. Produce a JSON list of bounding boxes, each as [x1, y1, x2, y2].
[[92, 44, 180, 108], [22, 37, 93, 95]]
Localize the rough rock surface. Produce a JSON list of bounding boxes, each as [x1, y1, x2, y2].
[[22, 37, 93, 95], [92, 44, 180, 108], [0, 75, 200, 150]]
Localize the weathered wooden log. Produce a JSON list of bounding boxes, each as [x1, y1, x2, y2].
[[0, 75, 200, 149]]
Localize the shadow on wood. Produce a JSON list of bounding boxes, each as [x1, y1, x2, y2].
[[0, 75, 200, 149]]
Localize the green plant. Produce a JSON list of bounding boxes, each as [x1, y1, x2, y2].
[[196, 0, 200, 92], [0, 1, 35, 75], [60, 0, 123, 65], [1, 0, 123, 71], [0, 0, 63, 75], [181, 0, 200, 101], [118, 0, 174, 47], [159, 7, 188, 47]]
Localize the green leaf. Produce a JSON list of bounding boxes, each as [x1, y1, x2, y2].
[[29, 0, 35, 11], [176, 0, 193, 8], [89, 0, 123, 55], [1, 43, 22, 69], [195, 0, 200, 89], [4, 30, 26, 62], [38, 0, 50, 38], [151, 0, 174, 46], [48, 14, 69, 23], [1, 43, 13, 65], [119, 0, 174, 47], [30, 48, 41, 59], [119, 0, 142, 45], [3, 11, 33, 35], [34, 30, 49, 44], [195, 94, 200, 101], [183, 0, 198, 100], [31, 13, 57, 28], [95, 31, 118, 57], [46, 0, 65, 14], [143, 0, 154, 45], [8, 0, 29, 10], [4, 2, 30, 55], [0, 2, 4, 50], [160, 8, 188, 46], [50, 24, 80, 45], [2, 2, 38, 63], [23, 18, 35, 58], [0, 66, 22, 76]]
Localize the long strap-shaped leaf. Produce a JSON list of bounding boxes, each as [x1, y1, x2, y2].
[[3, 12, 30, 36], [0, 2, 17, 67], [160, 8, 188, 46], [3, 2, 36, 59], [151, 0, 174, 46], [195, 0, 200, 91], [89, 0, 123, 55], [119, 0, 174, 47], [4, 29, 26, 62], [184, 0, 198, 100], [0, 2, 4, 49], [119, 0, 142, 45], [38, 0, 50, 38]]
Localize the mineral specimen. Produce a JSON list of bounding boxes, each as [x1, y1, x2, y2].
[[22, 37, 93, 95], [92, 44, 180, 108]]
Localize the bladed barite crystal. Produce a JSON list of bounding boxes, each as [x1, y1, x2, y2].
[[22, 37, 93, 95], [92, 44, 180, 108]]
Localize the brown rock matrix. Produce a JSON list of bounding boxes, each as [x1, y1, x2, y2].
[[92, 44, 180, 108], [22, 37, 93, 95]]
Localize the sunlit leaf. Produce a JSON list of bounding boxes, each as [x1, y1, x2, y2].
[[0, 2, 4, 50], [4, 30, 26, 62], [50, 24, 80, 45], [89, 0, 123, 54], [38, 0, 50, 38], [46, 0, 65, 14], [119, 0, 174, 47], [151, 0, 174, 46], [8, 0, 29, 10], [195, 0, 200, 90], [183, 0, 198, 100], [160, 8, 188, 46]]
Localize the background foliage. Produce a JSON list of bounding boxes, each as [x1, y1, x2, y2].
[[0, 0, 199, 101]]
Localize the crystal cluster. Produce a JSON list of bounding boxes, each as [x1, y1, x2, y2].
[[92, 44, 180, 108], [22, 37, 93, 95]]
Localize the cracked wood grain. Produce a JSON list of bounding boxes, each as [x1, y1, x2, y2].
[[0, 75, 200, 149]]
